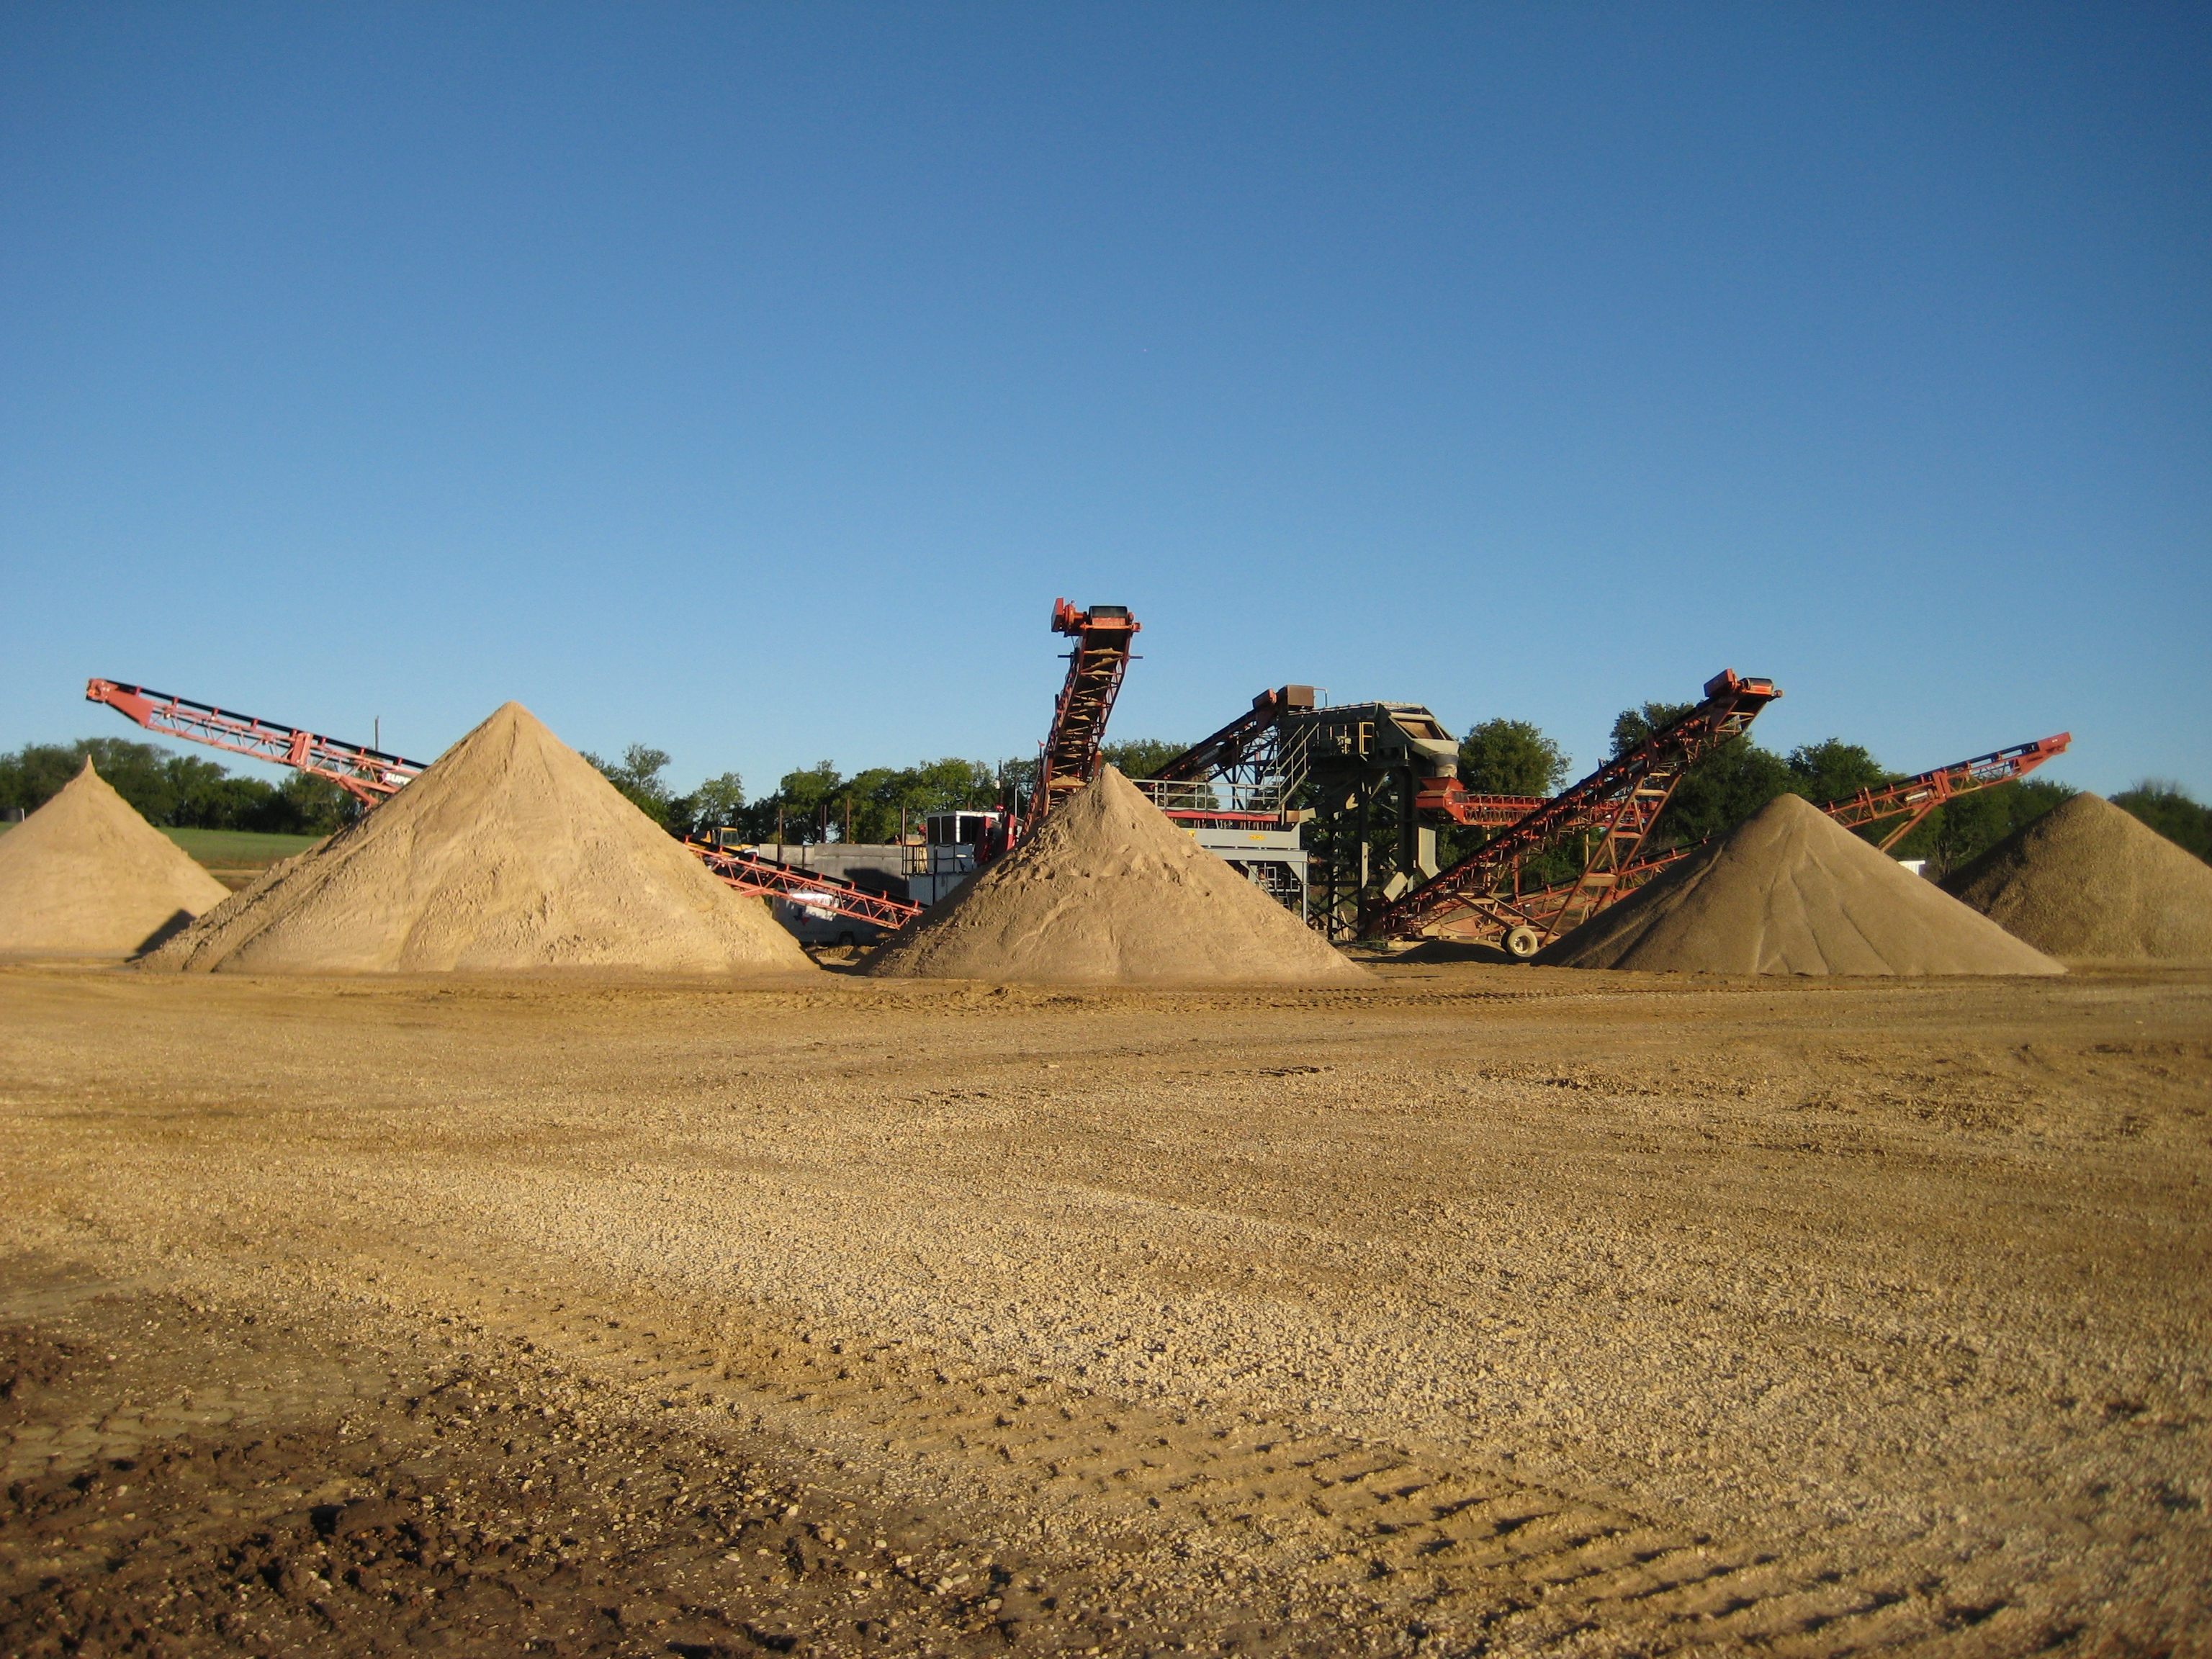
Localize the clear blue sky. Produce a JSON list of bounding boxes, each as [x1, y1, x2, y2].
[[4, 4, 2206, 799]]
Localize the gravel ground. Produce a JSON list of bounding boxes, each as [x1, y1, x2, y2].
[[1, 958, 2206, 1655]]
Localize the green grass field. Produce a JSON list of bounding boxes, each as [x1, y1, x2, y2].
[[159, 827, 323, 867], [0, 821, 320, 868]]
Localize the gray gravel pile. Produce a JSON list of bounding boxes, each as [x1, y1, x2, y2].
[[1538, 792, 2064, 975], [1943, 792, 2212, 962]]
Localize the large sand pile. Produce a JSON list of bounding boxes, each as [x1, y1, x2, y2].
[[145, 703, 814, 975], [1942, 792, 2212, 962], [1537, 793, 2063, 976], [868, 767, 1368, 984], [0, 761, 230, 957]]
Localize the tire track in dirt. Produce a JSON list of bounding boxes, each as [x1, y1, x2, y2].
[[280, 1226, 2064, 1655], [2, 1265, 1126, 1657], [1, 1269, 406, 1484], [7, 965, 2205, 1653]]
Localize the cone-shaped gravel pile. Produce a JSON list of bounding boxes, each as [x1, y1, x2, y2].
[[0, 761, 230, 957], [1943, 792, 2212, 962], [145, 702, 814, 975], [868, 766, 1367, 984], [1537, 793, 2064, 976]]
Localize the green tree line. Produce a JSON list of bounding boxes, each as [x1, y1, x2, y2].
[[0, 729, 1200, 850], [0, 738, 354, 835], [19, 720, 2199, 874], [578, 747, 1010, 845], [580, 737, 1190, 845]]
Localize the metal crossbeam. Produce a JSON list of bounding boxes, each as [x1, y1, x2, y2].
[[1154, 686, 1313, 785], [87, 675, 924, 934], [86, 678, 426, 807], [1026, 600, 1141, 828], [1412, 778, 1550, 826], [1364, 669, 1782, 944], [683, 841, 923, 930], [1822, 734, 2072, 850], [1444, 731, 2077, 943]]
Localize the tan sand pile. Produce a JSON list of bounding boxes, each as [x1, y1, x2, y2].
[[868, 766, 1369, 984], [1942, 792, 2212, 962], [145, 702, 813, 975], [0, 761, 230, 957], [1537, 793, 2063, 976]]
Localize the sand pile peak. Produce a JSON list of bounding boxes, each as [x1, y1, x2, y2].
[[145, 701, 813, 975], [1537, 793, 2063, 976], [867, 767, 1368, 984], [1942, 793, 2212, 962], [0, 760, 230, 957]]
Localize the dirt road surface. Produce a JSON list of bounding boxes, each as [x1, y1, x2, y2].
[[2, 960, 2206, 1655]]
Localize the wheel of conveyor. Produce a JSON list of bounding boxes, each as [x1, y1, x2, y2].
[[1503, 925, 1541, 959]]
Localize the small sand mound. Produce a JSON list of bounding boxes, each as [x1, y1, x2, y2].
[[1537, 793, 2063, 976], [1942, 793, 2212, 962], [145, 703, 813, 975], [0, 761, 230, 957], [867, 767, 1368, 984]]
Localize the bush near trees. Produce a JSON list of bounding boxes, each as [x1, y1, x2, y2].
[[1435, 720, 1571, 872], [1099, 738, 1187, 781], [739, 757, 998, 846], [652, 741, 1189, 848], [1779, 738, 1891, 806], [577, 745, 677, 821], [0, 737, 354, 835], [1457, 719, 1571, 797], [576, 746, 742, 841], [576, 745, 746, 841], [584, 748, 1046, 846]]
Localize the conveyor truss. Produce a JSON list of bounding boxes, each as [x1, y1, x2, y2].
[[1429, 730, 2073, 955], [1147, 662, 2069, 956], [85, 677, 920, 933], [1364, 669, 1784, 950], [684, 840, 922, 930], [86, 678, 426, 807], [1025, 599, 1141, 830]]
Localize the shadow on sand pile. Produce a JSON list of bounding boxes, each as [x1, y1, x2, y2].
[[1538, 793, 2064, 976]]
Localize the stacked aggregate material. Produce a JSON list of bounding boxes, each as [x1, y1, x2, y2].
[[145, 702, 814, 975], [0, 761, 230, 956], [868, 766, 1370, 984], [1537, 793, 2064, 976], [1942, 792, 2212, 962], [155, 845, 321, 953]]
